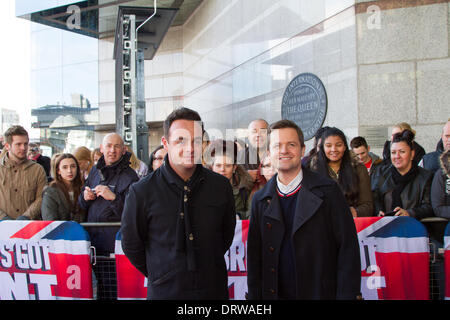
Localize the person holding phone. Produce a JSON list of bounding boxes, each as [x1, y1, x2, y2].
[[371, 129, 433, 218]]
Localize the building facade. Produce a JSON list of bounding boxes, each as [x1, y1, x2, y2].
[[17, 0, 450, 156]]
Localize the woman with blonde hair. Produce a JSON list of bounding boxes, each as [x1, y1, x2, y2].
[[125, 146, 148, 179], [73, 146, 93, 182], [382, 122, 426, 166], [41, 153, 85, 222]]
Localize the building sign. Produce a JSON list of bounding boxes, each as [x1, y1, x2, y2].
[[281, 73, 327, 141], [359, 127, 389, 148]]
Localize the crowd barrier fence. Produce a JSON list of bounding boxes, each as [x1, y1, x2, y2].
[[0, 217, 448, 300]]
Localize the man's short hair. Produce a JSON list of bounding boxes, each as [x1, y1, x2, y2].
[[4, 125, 28, 144], [163, 107, 203, 138], [350, 136, 368, 149], [269, 120, 305, 147]]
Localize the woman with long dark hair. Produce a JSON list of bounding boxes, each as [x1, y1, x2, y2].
[[310, 127, 373, 217], [372, 129, 433, 218], [41, 153, 85, 222], [148, 145, 167, 173], [208, 139, 254, 220]]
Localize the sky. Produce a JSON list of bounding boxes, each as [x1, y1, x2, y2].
[[0, 0, 36, 137]]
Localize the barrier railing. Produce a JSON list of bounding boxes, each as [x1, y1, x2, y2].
[[0, 217, 448, 300]]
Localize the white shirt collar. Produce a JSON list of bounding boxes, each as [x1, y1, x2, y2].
[[276, 169, 303, 195]]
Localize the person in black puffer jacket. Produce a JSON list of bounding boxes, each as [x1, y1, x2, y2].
[[431, 149, 450, 218]]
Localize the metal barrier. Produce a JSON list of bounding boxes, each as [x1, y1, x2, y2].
[[80, 219, 449, 300], [81, 222, 121, 300], [421, 217, 448, 300]]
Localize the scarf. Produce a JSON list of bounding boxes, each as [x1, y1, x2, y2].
[[161, 155, 204, 271], [390, 165, 419, 209]]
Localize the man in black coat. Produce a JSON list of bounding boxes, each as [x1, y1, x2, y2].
[[79, 133, 139, 255], [247, 120, 361, 300], [121, 107, 236, 300]]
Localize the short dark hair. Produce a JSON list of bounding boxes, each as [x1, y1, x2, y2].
[[207, 139, 238, 165], [268, 120, 305, 147], [350, 136, 368, 149], [163, 107, 203, 139], [4, 125, 28, 144]]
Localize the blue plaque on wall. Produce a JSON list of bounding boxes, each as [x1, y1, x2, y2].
[[281, 73, 327, 141]]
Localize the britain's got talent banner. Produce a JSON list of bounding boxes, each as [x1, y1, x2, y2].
[[355, 217, 429, 300], [444, 222, 450, 300], [114, 218, 431, 300], [0, 221, 93, 300], [114, 232, 147, 300]]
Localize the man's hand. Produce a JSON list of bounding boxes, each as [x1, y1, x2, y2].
[[94, 185, 116, 201], [83, 187, 97, 201]]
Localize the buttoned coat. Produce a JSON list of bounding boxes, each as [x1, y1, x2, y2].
[[247, 167, 361, 300], [121, 158, 236, 300]]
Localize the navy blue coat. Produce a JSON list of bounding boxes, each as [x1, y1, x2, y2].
[[78, 152, 139, 255], [247, 167, 361, 300], [120, 157, 236, 300]]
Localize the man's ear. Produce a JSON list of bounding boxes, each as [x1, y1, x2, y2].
[[161, 136, 169, 151]]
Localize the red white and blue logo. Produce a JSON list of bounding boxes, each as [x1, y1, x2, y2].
[[356, 217, 430, 300], [0, 221, 93, 300]]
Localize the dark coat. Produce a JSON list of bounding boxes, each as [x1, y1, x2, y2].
[[431, 150, 450, 218], [421, 139, 444, 174], [41, 185, 85, 222], [78, 152, 139, 255], [120, 156, 236, 300], [371, 164, 433, 219], [247, 167, 361, 300]]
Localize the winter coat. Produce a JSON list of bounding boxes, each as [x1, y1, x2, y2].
[[78, 152, 139, 255], [247, 167, 361, 300], [421, 139, 444, 174], [431, 149, 450, 218], [0, 153, 47, 220], [233, 165, 254, 219], [371, 164, 433, 219], [120, 156, 236, 300], [41, 185, 85, 222], [309, 155, 374, 217]]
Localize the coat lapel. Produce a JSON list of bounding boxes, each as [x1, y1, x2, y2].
[[292, 185, 322, 236], [261, 178, 283, 222]]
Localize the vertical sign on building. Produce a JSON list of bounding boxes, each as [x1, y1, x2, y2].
[[121, 15, 137, 148]]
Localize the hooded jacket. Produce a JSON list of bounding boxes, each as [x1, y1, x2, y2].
[[78, 151, 139, 255], [0, 152, 47, 220], [431, 149, 450, 218], [120, 155, 236, 299]]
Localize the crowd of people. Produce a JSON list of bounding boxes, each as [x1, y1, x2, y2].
[[0, 110, 449, 300]]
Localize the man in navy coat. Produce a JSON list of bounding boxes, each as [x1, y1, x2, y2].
[[247, 120, 361, 300]]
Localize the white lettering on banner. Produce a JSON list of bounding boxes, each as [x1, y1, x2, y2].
[[0, 272, 57, 300], [0, 272, 29, 300], [225, 240, 247, 272], [1, 241, 52, 271], [29, 274, 57, 300], [66, 265, 81, 290], [228, 276, 247, 300]]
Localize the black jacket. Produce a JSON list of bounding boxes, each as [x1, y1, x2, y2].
[[78, 152, 139, 255], [371, 164, 433, 219], [421, 139, 444, 174], [431, 150, 450, 218], [120, 156, 236, 300], [247, 167, 361, 300]]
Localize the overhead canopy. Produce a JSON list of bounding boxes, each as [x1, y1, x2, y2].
[[17, 0, 202, 40], [113, 6, 178, 60]]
